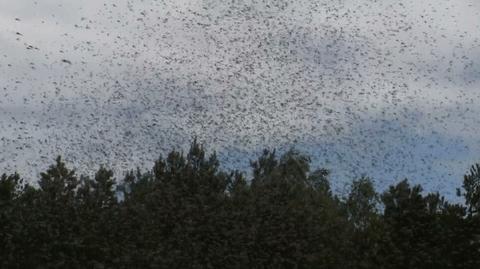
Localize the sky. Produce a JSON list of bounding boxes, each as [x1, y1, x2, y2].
[[0, 0, 479, 197]]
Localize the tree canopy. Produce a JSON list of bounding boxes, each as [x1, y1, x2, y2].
[[1, 140, 479, 268]]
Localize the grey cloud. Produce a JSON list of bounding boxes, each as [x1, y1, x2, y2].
[[0, 0, 479, 199]]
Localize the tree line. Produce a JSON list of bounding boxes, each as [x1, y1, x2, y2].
[[1, 139, 480, 268]]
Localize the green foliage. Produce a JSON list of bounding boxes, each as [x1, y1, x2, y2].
[[0, 173, 22, 204], [0, 140, 479, 268], [460, 164, 480, 216]]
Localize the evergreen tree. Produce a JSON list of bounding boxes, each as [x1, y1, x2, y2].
[[0, 140, 479, 268]]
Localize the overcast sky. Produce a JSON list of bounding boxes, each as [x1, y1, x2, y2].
[[0, 0, 479, 197]]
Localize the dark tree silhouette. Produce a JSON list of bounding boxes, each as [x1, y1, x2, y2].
[[0, 140, 479, 268]]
